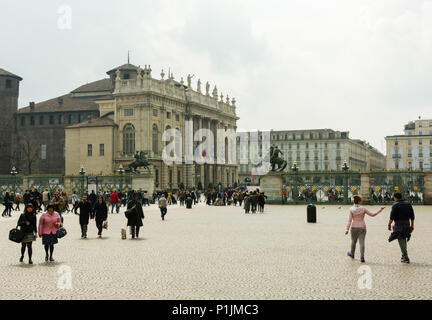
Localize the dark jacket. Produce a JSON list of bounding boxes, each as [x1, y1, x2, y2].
[[17, 212, 37, 234], [126, 199, 144, 227], [390, 200, 415, 222], [88, 192, 97, 205], [74, 200, 93, 225], [94, 201, 108, 223]]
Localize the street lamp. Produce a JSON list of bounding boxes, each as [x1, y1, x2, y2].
[[118, 164, 124, 193], [342, 160, 349, 204], [79, 166, 86, 196], [291, 162, 298, 203], [11, 166, 18, 194]]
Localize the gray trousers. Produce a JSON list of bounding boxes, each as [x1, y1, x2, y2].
[[350, 227, 367, 258], [398, 239, 408, 259]]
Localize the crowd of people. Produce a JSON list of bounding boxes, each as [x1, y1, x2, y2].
[[4, 186, 415, 267]]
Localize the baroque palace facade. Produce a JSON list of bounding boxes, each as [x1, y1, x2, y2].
[[65, 63, 239, 189]]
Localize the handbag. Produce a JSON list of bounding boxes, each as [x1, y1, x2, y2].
[[103, 221, 108, 229], [124, 205, 137, 219], [56, 226, 67, 239], [9, 228, 24, 243]]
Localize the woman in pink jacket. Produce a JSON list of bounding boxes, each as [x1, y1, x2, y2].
[[38, 204, 61, 262], [345, 195, 385, 263]]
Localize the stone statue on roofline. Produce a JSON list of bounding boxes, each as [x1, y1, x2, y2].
[[197, 79, 201, 93], [206, 82, 210, 95], [187, 74, 192, 88]]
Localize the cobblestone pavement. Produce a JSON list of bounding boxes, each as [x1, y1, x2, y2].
[[0, 202, 431, 300]]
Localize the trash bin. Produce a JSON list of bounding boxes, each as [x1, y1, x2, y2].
[[186, 197, 193, 209], [307, 204, 316, 223]]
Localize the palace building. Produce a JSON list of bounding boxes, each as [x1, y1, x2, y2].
[[64, 63, 239, 189]]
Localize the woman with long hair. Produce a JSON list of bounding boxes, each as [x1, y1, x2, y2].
[[94, 194, 108, 238], [346, 195, 385, 263], [17, 203, 37, 264]]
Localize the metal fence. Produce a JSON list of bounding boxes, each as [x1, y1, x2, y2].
[[282, 171, 361, 204], [369, 171, 423, 205]]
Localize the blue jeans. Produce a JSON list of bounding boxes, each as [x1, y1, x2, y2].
[[111, 202, 119, 213], [160, 208, 167, 218]]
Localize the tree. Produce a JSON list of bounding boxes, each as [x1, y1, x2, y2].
[[197, 181, 203, 190], [12, 129, 41, 175]]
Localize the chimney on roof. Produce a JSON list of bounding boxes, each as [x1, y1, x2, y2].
[[29, 102, 35, 111], [58, 97, 63, 106]]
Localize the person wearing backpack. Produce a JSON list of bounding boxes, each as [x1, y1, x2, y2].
[[158, 195, 168, 221], [17, 203, 37, 264]]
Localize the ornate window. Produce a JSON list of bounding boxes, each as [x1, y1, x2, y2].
[[123, 124, 135, 155]]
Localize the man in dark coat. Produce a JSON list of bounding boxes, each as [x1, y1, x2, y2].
[[94, 195, 108, 238], [388, 192, 415, 263], [74, 194, 93, 238], [88, 190, 97, 209], [126, 192, 144, 239]]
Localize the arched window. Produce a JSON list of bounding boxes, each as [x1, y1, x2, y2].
[[123, 124, 135, 155], [152, 124, 158, 155]]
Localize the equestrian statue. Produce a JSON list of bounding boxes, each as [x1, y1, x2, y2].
[[270, 145, 287, 172], [127, 151, 150, 173]]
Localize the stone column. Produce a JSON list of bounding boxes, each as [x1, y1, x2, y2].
[[424, 172, 432, 205], [64, 176, 72, 197], [160, 106, 167, 189], [360, 172, 371, 204]]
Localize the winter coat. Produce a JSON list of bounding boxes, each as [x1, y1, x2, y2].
[[17, 212, 37, 234], [94, 201, 108, 223], [110, 192, 119, 203], [126, 199, 144, 227], [74, 200, 93, 225]]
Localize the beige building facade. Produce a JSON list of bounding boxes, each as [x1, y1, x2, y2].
[[65, 63, 239, 189], [236, 129, 385, 184], [386, 119, 432, 170]]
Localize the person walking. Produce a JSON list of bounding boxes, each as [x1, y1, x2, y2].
[[94, 195, 108, 238], [17, 203, 37, 264], [159, 194, 168, 221], [110, 190, 120, 214], [74, 194, 93, 239], [2, 191, 13, 217], [345, 195, 385, 263], [42, 189, 51, 211], [51, 191, 66, 223], [71, 191, 79, 212], [14, 192, 22, 211], [38, 204, 61, 262], [388, 192, 415, 264], [243, 193, 251, 214], [126, 192, 144, 239]]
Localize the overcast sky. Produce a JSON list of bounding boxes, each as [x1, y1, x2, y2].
[[2, 0, 432, 154]]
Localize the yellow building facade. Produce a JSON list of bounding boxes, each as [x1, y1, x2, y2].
[[385, 119, 432, 170]]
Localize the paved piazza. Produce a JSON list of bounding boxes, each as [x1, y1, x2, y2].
[[0, 202, 431, 300]]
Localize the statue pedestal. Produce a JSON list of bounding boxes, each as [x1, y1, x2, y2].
[[131, 169, 154, 196], [260, 173, 283, 204]]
